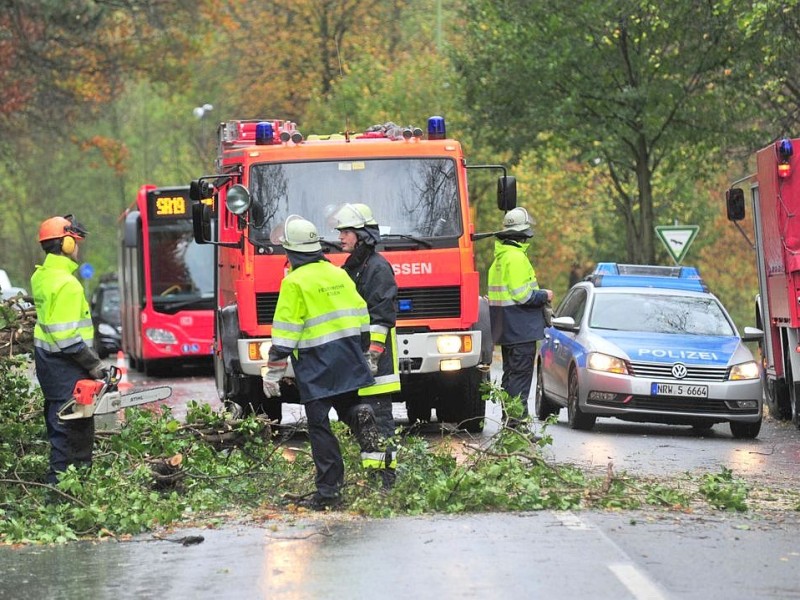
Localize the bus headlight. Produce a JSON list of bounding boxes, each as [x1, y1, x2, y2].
[[145, 328, 177, 345]]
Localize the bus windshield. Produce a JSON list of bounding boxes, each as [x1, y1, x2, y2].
[[248, 157, 462, 244], [149, 221, 214, 311]]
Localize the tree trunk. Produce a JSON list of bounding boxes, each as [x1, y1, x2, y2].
[[634, 135, 654, 263]]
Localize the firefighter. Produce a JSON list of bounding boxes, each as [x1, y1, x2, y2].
[[487, 207, 553, 430], [331, 203, 400, 489], [262, 214, 374, 510], [31, 215, 108, 484]]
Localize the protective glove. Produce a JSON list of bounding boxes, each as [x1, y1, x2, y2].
[[73, 345, 107, 380], [365, 342, 385, 376], [261, 359, 288, 398], [89, 365, 109, 380]]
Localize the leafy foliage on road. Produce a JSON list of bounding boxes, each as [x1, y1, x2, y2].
[[0, 356, 789, 544]]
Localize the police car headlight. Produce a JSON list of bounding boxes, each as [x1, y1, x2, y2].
[[587, 352, 628, 375], [729, 361, 760, 380]]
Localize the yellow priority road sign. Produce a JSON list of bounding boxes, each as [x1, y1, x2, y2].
[[655, 225, 699, 264]]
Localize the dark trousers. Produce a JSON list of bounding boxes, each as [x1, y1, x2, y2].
[[333, 394, 396, 457], [500, 341, 537, 418], [44, 399, 94, 484], [304, 396, 345, 498]]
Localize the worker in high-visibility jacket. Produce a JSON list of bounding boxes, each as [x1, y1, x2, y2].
[[487, 207, 553, 430], [262, 215, 374, 510], [331, 203, 400, 489], [31, 215, 108, 484]]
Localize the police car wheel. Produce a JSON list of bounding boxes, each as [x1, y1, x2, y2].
[[534, 363, 559, 421], [729, 419, 761, 439], [567, 368, 595, 431]]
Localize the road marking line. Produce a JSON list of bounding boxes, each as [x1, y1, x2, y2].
[[555, 511, 594, 531], [608, 563, 668, 600]]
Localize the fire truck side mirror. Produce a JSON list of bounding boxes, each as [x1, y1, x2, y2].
[[189, 179, 216, 202], [189, 180, 202, 202], [192, 202, 212, 244], [497, 176, 517, 211], [725, 188, 746, 222]]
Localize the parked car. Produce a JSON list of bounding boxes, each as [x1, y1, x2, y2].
[[536, 263, 764, 438], [90, 276, 122, 358]]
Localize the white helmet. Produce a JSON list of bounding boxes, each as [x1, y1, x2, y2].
[[331, 203, 377, 230], [501, 207, 534, 235], [279, 215, 322, 252]]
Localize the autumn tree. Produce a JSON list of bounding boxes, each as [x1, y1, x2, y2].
[[454, 0, 768, 263]]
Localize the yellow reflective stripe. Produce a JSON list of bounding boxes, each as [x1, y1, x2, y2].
[[39, 318, 93, 333], [369, 324, 389, 336], [272, 319, 303, 333], [305, 307, 367, 329], [34, 325, 94, 348], [270, 335, 298, 349], [361, 453, 398, 470], [358, 373, 400, 396], [296, 326, 363, 349]]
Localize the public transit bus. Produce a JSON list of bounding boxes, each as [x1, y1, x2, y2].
[[119, 185, 215, 374]]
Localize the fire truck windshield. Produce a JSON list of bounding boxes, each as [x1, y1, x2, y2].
[[247, 157, 462, 244], [149, 222, 215, 310]]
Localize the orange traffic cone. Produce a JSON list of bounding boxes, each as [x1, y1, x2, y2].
[[116, 350, 133, 392]]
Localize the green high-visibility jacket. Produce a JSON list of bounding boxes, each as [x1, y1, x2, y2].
[[487, 240, 549, 345], [31, 253, 94, 353], [270, 259, 375, 402]]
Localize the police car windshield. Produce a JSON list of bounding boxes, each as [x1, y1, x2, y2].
[[589, 292, 735, 336], [247, 158, 463, 244]]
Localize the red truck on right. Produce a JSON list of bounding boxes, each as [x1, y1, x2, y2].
[[727, 137, 800, 425]]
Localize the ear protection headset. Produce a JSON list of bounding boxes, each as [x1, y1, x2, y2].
[[61, 235, 76, 255]]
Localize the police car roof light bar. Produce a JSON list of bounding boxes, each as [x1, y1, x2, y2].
[[591, 263, 707, 292]]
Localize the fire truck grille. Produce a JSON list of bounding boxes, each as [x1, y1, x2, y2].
[[256, 286, 461, 325], [397, 286, 461, 320], [256, 293, 280, 325]]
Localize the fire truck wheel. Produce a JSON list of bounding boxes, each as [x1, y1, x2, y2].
[[406, 400, 432, 425], [263, 397, 283, 424], [437, 367, 486, 433]]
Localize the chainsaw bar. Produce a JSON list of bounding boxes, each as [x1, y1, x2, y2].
[[95, 386, 173, 415]]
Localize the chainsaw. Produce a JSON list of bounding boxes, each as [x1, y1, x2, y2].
[[58, 365, 172, 421]]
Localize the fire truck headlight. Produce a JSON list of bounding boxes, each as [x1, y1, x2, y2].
[[729, 361, 760, 380], [226, 184, 251, 215], [436, 335, 471, 354], [145, 328, 178, 345]]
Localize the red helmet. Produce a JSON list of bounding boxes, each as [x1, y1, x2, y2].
[[38, 215, 88, 243]]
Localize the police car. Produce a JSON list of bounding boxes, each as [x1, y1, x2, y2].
[[535, 263, 764, 438]]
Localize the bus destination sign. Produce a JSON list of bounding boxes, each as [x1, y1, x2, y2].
[[149, 193, 189, 219]]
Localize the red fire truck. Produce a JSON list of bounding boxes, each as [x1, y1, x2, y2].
[[190, 117, 516, 431], [726, 137, 800, 425]]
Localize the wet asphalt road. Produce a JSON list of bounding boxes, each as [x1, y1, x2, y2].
[[4, 359, 800, 599]]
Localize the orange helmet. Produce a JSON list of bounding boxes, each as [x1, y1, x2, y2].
[[38, 215, 88, 243]]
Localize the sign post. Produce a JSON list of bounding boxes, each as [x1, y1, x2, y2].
[[655, 225, 699, 265]]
